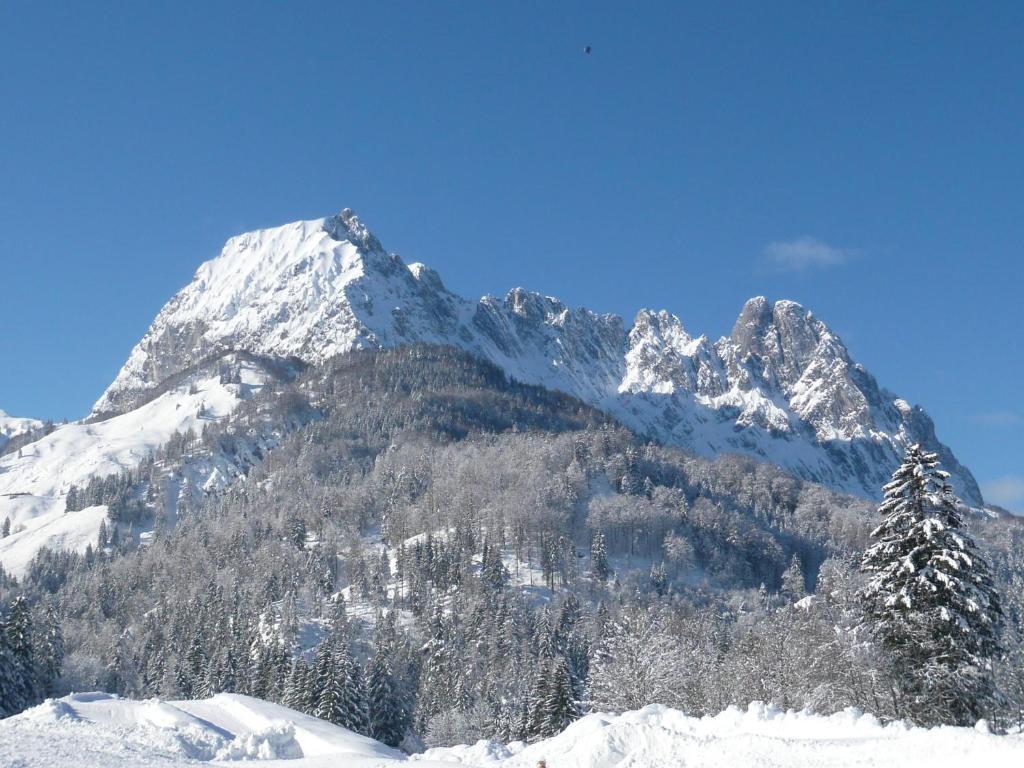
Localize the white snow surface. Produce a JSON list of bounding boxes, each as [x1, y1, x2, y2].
[[0, 504, 108, 576], [2, 694, 1021, 768], [0, 692, 407, 767], [90, 209, 983, 506]]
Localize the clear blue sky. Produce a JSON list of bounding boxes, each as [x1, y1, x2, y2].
[[1, 2, 1021, 511]]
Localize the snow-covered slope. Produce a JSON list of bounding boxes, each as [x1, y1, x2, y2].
[[0, 505, 108, 576], [2, 694, 1021, 768], [92, 209, 982, 505], [0, 409, 43, 452], [0, 358, 273, 575]]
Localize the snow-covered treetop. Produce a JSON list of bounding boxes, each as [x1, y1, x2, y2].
[[860, 443, 1003, 699]]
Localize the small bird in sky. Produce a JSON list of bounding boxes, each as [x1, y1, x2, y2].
[[584, 45, 592, 54]]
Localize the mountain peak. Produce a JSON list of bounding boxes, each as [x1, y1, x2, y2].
[[729, 297, 829, 373], [323, 208, 383, 253], [730, 296, 772, 347]]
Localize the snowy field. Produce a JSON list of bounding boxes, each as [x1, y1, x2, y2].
[[1, 693, 1022, 768]]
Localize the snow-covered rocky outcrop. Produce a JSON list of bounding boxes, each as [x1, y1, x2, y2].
[[1, 693, 1020, 768], [92, 209, 983, 505]]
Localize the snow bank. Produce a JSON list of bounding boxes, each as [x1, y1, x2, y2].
[[418, 702, 1024, 768], [177, 693, 404, 760], [214, 722, 303, 760], [2, 695, 1022, 767], [0, 692, 401, 767]]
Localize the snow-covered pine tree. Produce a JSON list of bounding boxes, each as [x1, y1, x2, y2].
[[416, 603, 459, 728], [105, 633, 133, 697], [480, 539, 508, 593], [207, 647, 236, 695], [367, 652, 405, 746], [859, 444, 1003, 726], [781, 555, 806, 600], [314, 642, 347, 725], [524, 658, 551, 739], [279, 591, 299, 649], [591, 531, 610, 582], [342, 648, 370, 734], [185, 629, 208, 698], [32, 602, 64, 699], [367, 612, 407, 746], [328, 594, 349, 636], [283, 658, 308, 712], [540, 655, 579, 737], [0, 611, 20, 717], [650, 561, 669, 596], [6, 596, 37, 710], [376, 550, 392, 596], [173, 658, 192, 699]]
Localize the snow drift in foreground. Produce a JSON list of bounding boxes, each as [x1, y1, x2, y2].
[[2, 693, 1022, 768]]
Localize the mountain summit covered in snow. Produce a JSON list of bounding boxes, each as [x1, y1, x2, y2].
[[92, 209, 982, 505]]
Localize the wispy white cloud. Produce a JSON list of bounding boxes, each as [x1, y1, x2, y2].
[[982, 475, 1024, 515], [973, 410, 1021, 426], [763, 236, 855, 271]]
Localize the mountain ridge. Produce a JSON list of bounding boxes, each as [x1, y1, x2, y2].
[[91, 208, 982, 505]]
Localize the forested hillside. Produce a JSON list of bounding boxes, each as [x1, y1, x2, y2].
[[2, 346, 1023, 742]]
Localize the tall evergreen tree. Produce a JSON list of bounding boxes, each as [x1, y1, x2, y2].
[[314, 642, 347, 724], [525, 658, 551, 739], [367, 613, 407, 747], [6, 596, 37, 710], [781, 555, 806, 600], [417, 603, 461, 727], [367, 653, 404, 745], [591, 531, 610, 582], [184, 629, 209, 698], [342, 648, 370, 734], [33, 602, 64, 699], [0, 612, 20, 717], [283, 658, 309, 712], [541, 655, 580, 737], [105, 633, 131, 696], [860, 444, 1003, 726]]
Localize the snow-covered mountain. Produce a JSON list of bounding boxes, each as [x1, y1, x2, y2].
[[92, 209, 983, 506], [0, 409, 43, 452]]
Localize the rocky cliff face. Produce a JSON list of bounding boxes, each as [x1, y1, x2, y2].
[[92, 209, 983, 505]]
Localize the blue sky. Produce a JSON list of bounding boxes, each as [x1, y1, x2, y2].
[[1, 2, 1021, 511]]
